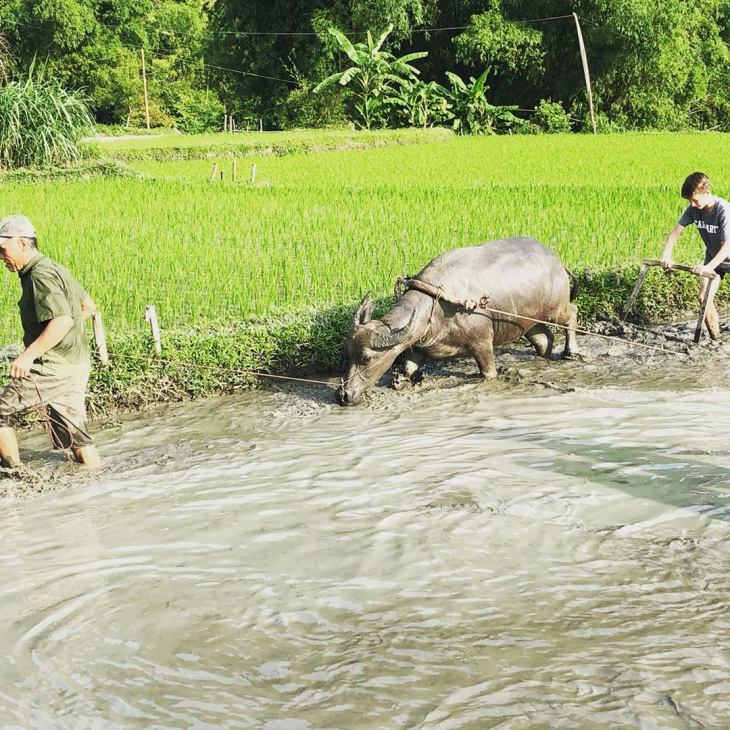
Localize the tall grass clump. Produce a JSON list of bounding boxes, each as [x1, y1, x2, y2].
[[0, 67, 95, 169]]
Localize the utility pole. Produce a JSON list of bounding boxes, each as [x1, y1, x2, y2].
[[141, 48, 150, 130], [573, 13, 596, 134]]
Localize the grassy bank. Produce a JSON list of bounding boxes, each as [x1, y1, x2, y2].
[[2, 130, 730, 417], [85, 305, 354, 414], [0, 160, 137, 183], [97, 127, 453, 161]]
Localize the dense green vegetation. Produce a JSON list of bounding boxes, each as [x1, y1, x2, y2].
[[2, 130, 729, 412], [2, 0, 730, 132], [0, 68, 95, 168], [2, 131, 728, 337]]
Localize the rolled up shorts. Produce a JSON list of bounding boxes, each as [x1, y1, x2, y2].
[[0, 370, 93, 450]]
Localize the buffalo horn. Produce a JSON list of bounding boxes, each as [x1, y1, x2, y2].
[[372, 309, 418, 349]]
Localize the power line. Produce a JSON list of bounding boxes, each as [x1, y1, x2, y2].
[[12, 14, 583, 38], [9, 13, 603, 90], [141, 49, 298, 85]]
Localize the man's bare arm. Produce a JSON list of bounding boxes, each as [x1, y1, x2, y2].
[[9, 315, 74, 379]]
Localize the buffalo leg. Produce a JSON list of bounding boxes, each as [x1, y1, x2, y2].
[[471, 338, 498, 379], [561, 302, 581, 358], [525, 324, 554, 358], [392, 348, 425, 390], [402, 348, 425, 383]]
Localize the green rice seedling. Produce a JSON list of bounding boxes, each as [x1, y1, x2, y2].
[[2, 132, 729, 345]]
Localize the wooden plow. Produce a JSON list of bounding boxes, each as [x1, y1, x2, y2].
[[621, 259, 719, 343]]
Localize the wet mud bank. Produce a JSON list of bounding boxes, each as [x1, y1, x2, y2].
[[0, 319, 730, 498], [3, 316, 730, 501], [306, 317, 730, 409]]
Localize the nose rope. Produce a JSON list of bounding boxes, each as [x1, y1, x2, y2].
[[105, 352, 336, 386]]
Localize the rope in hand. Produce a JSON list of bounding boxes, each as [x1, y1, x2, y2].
[[10, 374, 76, 465]]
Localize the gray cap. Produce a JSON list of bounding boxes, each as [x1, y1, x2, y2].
[[0, 215, 36, 240]]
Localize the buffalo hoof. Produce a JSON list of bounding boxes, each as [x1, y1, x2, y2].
[[392, 368, 424, 390], [335, 388, 361, 406], [410, 369, 424, 385], [561, 350, 585, 361], [477, 369, 498, 380], [391, 371, 410, 391]]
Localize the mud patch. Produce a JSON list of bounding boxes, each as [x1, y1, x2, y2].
[[247, 318, 730, 415], [0, 461, 87, 500], [338, 318, 730, 409]]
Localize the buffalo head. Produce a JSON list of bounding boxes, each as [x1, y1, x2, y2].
[[336, 292, 420, 406]]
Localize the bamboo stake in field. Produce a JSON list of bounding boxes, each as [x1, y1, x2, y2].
[[145, 305, 162, 356], [91, 312, 108, 365], [232, 159, 237, 182], [141, 49, 151, 131], [223, 114, 228, 133], [251, 163, 257, 184], [209, 162, 218, 182], [573, 14, 596, 134]]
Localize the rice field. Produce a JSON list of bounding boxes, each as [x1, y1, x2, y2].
[[2, 131, 728, 341]]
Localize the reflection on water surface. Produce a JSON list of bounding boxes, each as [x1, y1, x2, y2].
[[2, 345, 730, 729]]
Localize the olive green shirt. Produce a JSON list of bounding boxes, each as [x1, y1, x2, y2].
[[18, 253, 90, 376]]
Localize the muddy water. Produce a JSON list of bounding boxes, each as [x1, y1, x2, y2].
[[3, 327, 730, 728]]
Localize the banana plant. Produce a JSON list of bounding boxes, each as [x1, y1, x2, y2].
[[387, 80, 452, 128], [444, 68, 522, 135], [314, 25, 428, 129]]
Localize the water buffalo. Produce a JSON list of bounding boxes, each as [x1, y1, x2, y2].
[[336, 236, 579, 406]]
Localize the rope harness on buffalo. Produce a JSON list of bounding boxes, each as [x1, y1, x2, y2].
[[395, 275, 679, 357]]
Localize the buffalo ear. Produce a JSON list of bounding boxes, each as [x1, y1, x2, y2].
[[352, 291, 375, 327]]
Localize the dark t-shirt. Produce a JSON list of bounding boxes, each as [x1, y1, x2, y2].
[[678, 197, 730, 271], [18, 253, 90, 375]]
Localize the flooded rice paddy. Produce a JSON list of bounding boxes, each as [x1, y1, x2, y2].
[[2, 322, 730, 728]]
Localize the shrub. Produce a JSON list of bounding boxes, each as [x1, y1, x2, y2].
[[533, 99, 572, 133], [128, 101, 177, 130], [0, 67, 95, 169]]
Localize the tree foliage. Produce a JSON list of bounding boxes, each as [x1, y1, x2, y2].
[[443, 69, 522, 134], [0, 0, 217, 127], [0, 33, 10, 85], [3, 0, 730, 132]]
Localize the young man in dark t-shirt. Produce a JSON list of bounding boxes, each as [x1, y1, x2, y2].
[[660, 171, 730, 339], [0, 215, 101, 471]]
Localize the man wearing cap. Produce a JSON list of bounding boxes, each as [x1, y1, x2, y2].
[[0, 215, 101, 471]]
